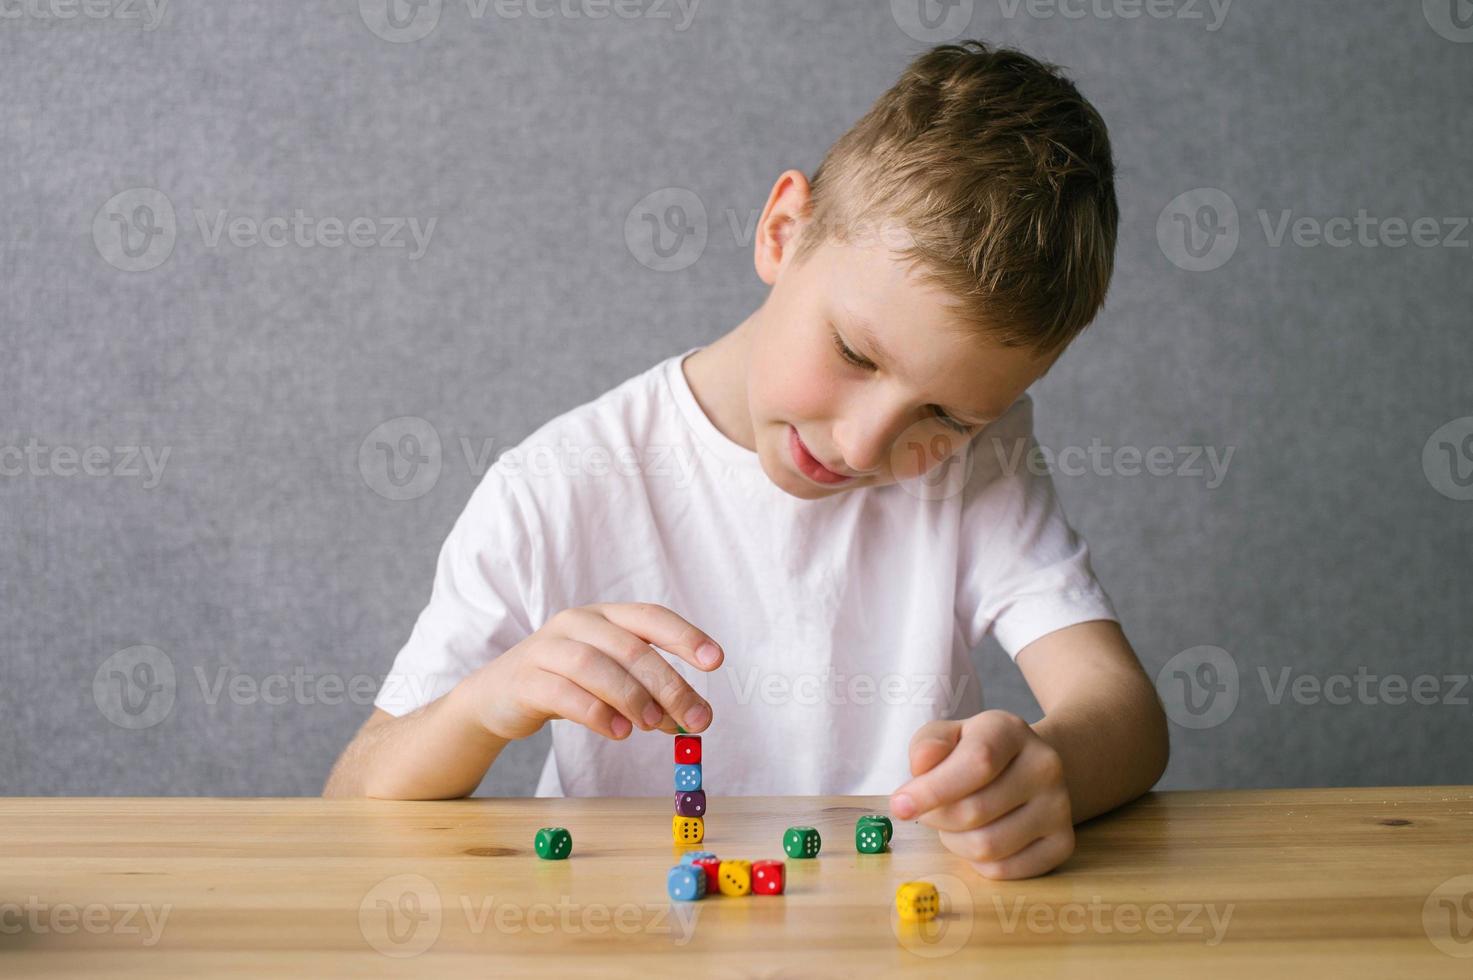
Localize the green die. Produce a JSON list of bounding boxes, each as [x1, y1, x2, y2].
[[858, 814, 893, 846], [534, 826, 571, 860], [783, 826, 821, 859], [856, 815, 890, 853]]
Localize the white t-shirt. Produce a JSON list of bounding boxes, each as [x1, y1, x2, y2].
[[375, 347, 1117, 798]]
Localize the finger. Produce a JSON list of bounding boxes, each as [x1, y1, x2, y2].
[[962, 829, 1075, 881], [558, 608, 714, 733], [646, 710, 683, 735], [918, 773, 1031, 834], [594, 602, 725, 672], [891, 728, 1024, 820], [525, 667, 631, 740], [938, 797, 1044, 866], [543, 638, 659, 735], [908, 720, 963, 777], [917, 743, 1064, 832]]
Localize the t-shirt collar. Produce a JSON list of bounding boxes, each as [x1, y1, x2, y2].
[[664, 346, 765, 472]]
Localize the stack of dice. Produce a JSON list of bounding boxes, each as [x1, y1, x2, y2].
[[672, 732, 705, 845]]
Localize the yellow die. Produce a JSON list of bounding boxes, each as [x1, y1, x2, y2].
[[895, 881, 939, 921], [672, 815, 704, 845], [717, 859, 752, 896]]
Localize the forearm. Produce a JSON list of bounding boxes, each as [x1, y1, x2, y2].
[[1030, 670, 1170, 824], [323, 682, 510, 800]]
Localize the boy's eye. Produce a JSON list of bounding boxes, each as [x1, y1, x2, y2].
[[930, 408, 975, 434], [831, 330, 874, 370], [832, 328, 975, 434]]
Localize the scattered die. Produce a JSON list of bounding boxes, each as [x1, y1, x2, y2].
[[895, 881, 939, 921], [533, 826, 571, 860], [679, 850, 717, 865], [691, 856, 721, 892], [856, 815, 891, 853], [666, 864, 707, 901], [672, 815, 705, 844], [717, 859, 752, 896], [783, 826, 821, 859], [675, 789, 707, 817], [751, 859, 785, 895], [859, 814, 893, 843]]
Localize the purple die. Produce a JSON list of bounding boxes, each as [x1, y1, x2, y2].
[[675, 789, 706, 817]]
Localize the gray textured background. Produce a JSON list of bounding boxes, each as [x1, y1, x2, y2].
[[2, 0, 1469, 797]]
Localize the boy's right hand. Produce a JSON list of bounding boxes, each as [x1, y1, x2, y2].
[[462, 602, 723, 742]]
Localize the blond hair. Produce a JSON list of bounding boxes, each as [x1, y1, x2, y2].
[[793, 40, 1119, 356]]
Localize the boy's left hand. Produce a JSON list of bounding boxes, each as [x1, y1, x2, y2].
[[889, 710, 1074, 879]]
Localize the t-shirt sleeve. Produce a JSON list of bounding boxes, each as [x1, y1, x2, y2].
[[374, 464, 543, 716], [955, 394, 1118, 659]]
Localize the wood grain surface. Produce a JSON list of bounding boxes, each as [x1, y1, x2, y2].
[[1, 787, 1470, 977]]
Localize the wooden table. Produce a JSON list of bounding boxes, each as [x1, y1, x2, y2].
[[1, 787, 1470, 976]]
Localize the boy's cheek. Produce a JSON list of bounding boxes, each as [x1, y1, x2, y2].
[[751, 344, 838, 424]]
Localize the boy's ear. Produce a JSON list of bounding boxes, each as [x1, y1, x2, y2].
[[754, 169, 813, 285]]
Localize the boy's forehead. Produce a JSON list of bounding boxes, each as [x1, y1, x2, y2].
[[819, 240, 958, 332]]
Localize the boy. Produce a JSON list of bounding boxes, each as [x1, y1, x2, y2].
[[326, 40, 1169, 881]]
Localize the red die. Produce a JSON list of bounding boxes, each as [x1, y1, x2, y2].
[[692, 857, 721, 892], [752, 860, 785, 895], [674, 735, 702, 764]]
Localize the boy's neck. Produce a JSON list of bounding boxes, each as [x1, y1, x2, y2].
[[682, 315, 758, 452]]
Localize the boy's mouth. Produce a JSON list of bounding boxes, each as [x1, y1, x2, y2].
[[787, 425, 853, 486]]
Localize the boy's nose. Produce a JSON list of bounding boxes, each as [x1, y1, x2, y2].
[[832, 412, 909, 476], [837, 441, 884, 477]]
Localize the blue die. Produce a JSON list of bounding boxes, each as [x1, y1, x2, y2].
[[667, 864, 707, 901], [679, 851, 717, 865], [674, 764, 702, 792]]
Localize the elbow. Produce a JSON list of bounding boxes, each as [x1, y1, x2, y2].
[[322, 761, 365, 799], [1143, 682, 1172, 790], [357, 768, 476, 802]]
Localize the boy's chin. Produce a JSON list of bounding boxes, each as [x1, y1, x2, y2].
[[770, 474, 840, 500]]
